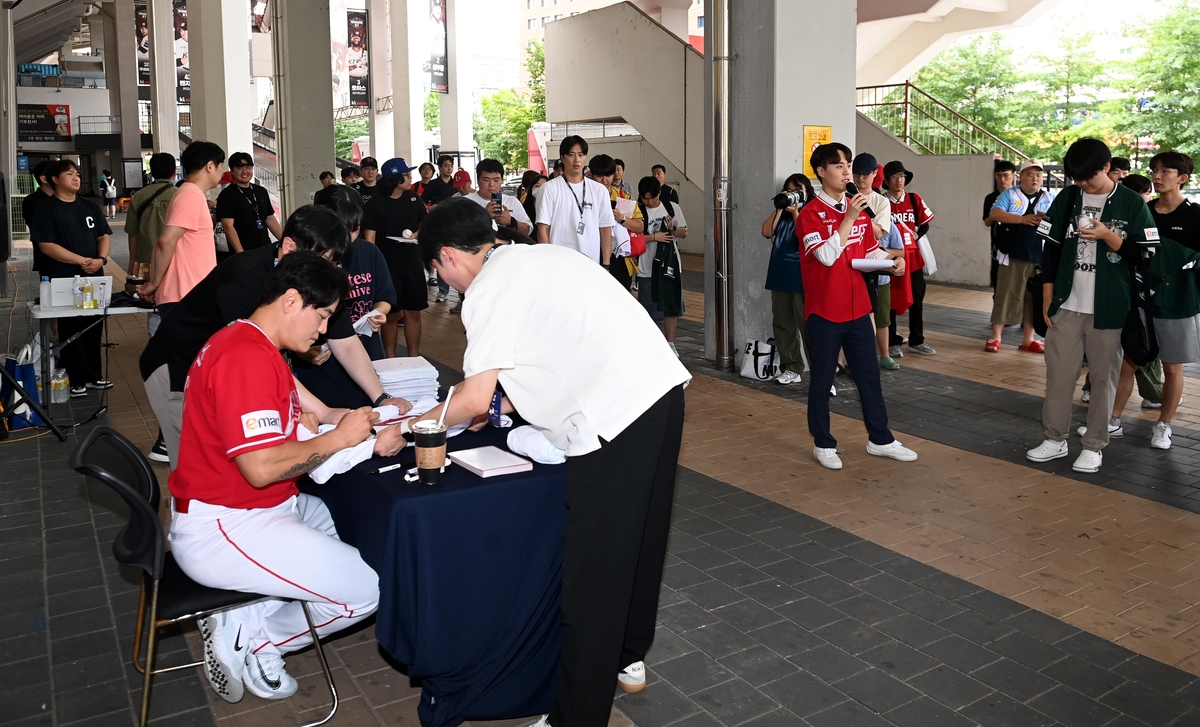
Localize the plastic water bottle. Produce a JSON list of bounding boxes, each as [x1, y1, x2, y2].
[[72, 275, 83, 308], [39, 276, 51, 307], [82, 280, 95, 309]]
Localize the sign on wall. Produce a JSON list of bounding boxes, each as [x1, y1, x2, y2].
[[174, 0, 190, 104], [347, 10, 369, 107], [135, 3, 150, 86], [18, 104, 72, 142], [430, 0, 448, 93], [802, 125, 833, 178]]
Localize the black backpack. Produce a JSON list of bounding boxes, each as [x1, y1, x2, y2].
[[636, 198, 676, 232]]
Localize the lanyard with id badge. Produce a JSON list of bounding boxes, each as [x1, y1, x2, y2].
[[239, 185, 266, 230], [566, 180, 592, 235]]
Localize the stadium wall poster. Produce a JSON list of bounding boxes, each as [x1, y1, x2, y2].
[[135, 3, 150, 86], [174, 0, 190, 104], [430, 0, 448, 93], [347, 10, 369, 107], [18, 104, 71, 142]]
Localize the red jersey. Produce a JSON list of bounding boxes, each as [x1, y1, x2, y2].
[[887, 192, 934, 272], [169, 320, 303, 509], [797, 193, 879, 323]]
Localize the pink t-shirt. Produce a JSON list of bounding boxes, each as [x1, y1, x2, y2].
[[157, 182, 216, 304]]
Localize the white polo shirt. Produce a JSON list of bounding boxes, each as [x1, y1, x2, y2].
[[535, 175, 616, 263], [464, 191, 532, 231], [462, 244, 691, 455]]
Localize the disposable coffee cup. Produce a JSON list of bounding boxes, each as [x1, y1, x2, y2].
[[412, 420, 448, 484]]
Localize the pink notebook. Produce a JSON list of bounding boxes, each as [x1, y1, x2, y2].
[[449, 446, 534, 478]]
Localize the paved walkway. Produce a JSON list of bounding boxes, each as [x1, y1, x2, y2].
[[3, 234, 1200, 726]]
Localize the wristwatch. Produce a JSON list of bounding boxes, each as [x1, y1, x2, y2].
[[373, 393, 390, 407], [99, 256, 108, 266]]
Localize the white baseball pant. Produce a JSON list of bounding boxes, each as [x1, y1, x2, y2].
[[169, 493, 379, 657]]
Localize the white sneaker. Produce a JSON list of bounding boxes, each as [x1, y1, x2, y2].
[[909, 343, 937, 355], [776, 370, 801, 385], [1026, 439, 1069, 463], [242, 652, 298, 700], [1142, 399, 1163, 410], [199, 611, 246, 703], [435, 292, 448, 303], [813, 447, 843, 470], [830, 385, 837, 397], [866, 440, 918, 461], [1151, 421, 1173, 450], [618, 661, 647, 693], [1081, 390, 1091, 403], [888, 345, 903, 359], [668, 342, 679, 357], [1072, 449, 1103, 473], [1076, 417, 1124, 439], [527, 716, 551, 727]]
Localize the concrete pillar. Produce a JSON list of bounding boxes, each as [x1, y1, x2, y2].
[[110, 0, 143, 188], [390, 0, 425, 163], [189, 0, 254, 160], [366, 0, 394, 161], [0, 2, 15, 283], [149, 0, 180, 157], [438, 0, 473, 155], [273, 0, 336, 215], [703, 0, 858, 361]]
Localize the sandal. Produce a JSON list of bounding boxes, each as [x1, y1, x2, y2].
[[984, 339, 1001, 353], [1019, 341, 1046, 354]]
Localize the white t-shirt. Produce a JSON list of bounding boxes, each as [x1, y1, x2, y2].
[[462, 244, 691, 455], [865, 191, 892, 235], [535, 176, 617, 263], [1061, 191, 1108, 315], [637, 200, 688, 278], [465, 191, 532, 232]]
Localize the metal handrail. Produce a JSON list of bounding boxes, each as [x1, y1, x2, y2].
[[77, 116, 121, 134], [334, 105, 369, 120], [856, 82, 1029, 163], [252, 123, 276, 153]]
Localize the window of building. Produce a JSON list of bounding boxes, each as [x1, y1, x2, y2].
[[554, 14, 562, 20], [542, 0, 549, 6], [570, 11, 578, 16], [697, 15, 704, 28], [527, 0, 534, 8], [541, 16, 549, 25], [527, 18, 535, 29]]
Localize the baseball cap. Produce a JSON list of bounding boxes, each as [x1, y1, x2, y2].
[[851, 153, 878, 175], [1018, 159, 1044, 173], [380, 157, 417, 176], [453, 170, 471, 189], [360, 156, 379, 169]]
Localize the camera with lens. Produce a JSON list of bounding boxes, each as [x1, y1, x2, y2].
[[773, 189, 805, 210]]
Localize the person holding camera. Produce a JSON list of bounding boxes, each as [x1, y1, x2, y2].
[[1027, 138, 1159, 474], [636, 176, 687, 356], [761, 173, 814, 384], [463, 159, 532, 237]]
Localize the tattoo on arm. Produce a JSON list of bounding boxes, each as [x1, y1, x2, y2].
[[281, 452, 332, 479]]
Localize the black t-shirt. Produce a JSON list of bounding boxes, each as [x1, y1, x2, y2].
[[23, 190, 52, 274], [660, 184, 680, 206], [29, 196, 112, 279], [1151, 199, 1200, 252], [354, 181, 381, 206], [139, 245, 356, 390], [215, 183, 274, 251], [363, 190, 428, 240], [421, 177, 456, 205], [984, 190, 1002, 249]]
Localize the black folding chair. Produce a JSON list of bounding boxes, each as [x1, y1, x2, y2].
[[69, 426, 338, 727]]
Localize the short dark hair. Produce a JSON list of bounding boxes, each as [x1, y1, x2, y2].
[[148, 153, 176, 180], [437, 155, 454, 166], [419, 162, 435, 175], [553, 160, 564, 170], [1110, 156, 1131, 172], [476, 158, 505, 178], [313, 184, 365, 235], [32, 160, 52, 184], [614, 159, 625, 170], [783, 173, 815, 201], [319, 171, 335, 181], [180, 141, 226, 175], [103, 169, 112, 176], [281, 205, 352, 266], [259, 250, 349, 311], [651, 164, 667, 174], [340, 166, 360, 179], [1062, 138, 1111, 182], [993, 160, 1017, 175], [559, 135, 588, 157], [228, 151, 253, 168], [589, 154, 616, 177], [1149, 150, 1194, 179], [1120, 174, 1152, 195], [809, 143, 853, 174], [418, 197, 533, 268], [638, 176, 661, 199], [46, 159, 80, 189]]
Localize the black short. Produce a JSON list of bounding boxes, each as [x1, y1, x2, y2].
[[377, 240, 429, 312]]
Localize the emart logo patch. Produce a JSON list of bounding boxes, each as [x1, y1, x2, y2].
[[242, 410, 283, 438]]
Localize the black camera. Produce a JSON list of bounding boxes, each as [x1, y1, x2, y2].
[[773, 190, 805, 210]]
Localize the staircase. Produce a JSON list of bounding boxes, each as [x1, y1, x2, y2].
[[856, 82, 1029, 164]]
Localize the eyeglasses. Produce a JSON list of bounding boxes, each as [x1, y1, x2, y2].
[[233, 164, 254, 170]]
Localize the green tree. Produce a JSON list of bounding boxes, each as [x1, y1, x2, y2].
[[1017, 28, 1108, 160], [334, 117, 370, 160], [912, 33, 1021, 140], [474, 89, 534, 169], [1125, 0, 1200, 153], [424, 91, 440, 132], [525, 40, 546, 122]]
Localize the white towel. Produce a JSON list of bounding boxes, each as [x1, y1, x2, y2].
[[507, 425, 567, 465], [296, 423, 382, 484], [353, 309, 385, 336]]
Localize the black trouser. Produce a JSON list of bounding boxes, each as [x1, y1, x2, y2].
[[608, 255, 632, 292], [57, 315, 104, 386], [889, 268, 926, 347], [806, 313, 893, 449], [550, 385, 685, 727]]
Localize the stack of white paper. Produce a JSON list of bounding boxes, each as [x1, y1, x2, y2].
[[373, 357, 440, 402]]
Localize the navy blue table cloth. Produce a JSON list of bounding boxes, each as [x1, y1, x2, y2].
[[304, 426, 567, 727]]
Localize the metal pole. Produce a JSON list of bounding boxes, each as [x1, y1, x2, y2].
[[903, 81, 911, 146], [711, 0, 733, 371]]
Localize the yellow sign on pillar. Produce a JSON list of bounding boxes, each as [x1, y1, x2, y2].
[[802, 125, 833, 178]]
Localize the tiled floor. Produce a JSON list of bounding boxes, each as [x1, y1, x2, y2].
[[5, 234, 1200, 726]]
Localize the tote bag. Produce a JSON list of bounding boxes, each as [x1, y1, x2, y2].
[[739, 339, 780, 381]]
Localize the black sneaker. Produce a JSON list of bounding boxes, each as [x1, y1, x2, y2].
[[70, 385, 87, 398], [148, 432, 170, 463], [86, 380, 114, 390]]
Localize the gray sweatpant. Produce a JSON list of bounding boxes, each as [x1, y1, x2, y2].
[[1042, 310, 1123, 452], [144, 364, 185, 470]]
